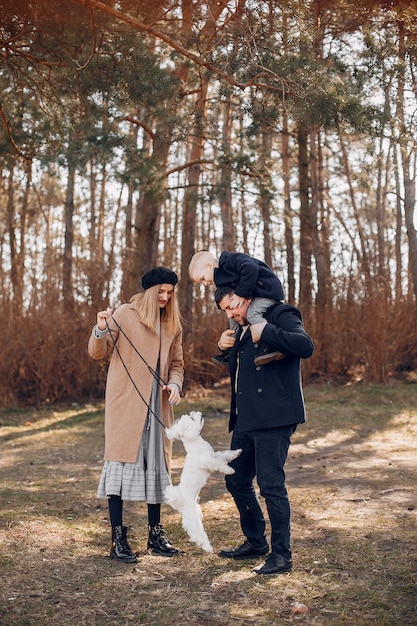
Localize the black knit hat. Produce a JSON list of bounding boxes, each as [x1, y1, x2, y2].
[[141, 266, 178, 290]]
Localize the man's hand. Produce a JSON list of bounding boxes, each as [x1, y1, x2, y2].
[[218, 329, 237, 351], [250, 320, 267, 342]]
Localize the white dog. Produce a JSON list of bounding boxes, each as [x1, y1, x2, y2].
[[164, 411, 241, 552]]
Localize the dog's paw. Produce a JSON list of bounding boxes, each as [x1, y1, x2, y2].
[[200, 542, 214, 553], [223, 466, 235, 475], [165, 426, 176, 441], [227, 448, 242, 461]]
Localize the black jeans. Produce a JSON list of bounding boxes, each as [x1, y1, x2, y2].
[[225, 424, 297, 560]]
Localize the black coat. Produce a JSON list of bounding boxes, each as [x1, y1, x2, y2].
[[228, 302, 314, 433], [214, 251, 284, 300]]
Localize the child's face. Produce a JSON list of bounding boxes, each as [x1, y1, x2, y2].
[[195, 265, 215, 286]]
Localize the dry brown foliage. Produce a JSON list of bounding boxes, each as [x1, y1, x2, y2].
[[1, 294, 417, 408], [0, 380, 416, 625]]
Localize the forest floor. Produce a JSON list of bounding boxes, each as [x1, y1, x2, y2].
[[0, 379, 416, 625]]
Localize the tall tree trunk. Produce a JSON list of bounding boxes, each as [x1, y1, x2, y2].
[[106, 183, 124, 303], [88, 160, 106, 309], [133, 122, 172, 291], [403, 166, 417, 301], [338, 129, 371, 280], [219, 96, 236, 251], [95, 163, 107, 305], [282, 114, 295, 303], [120, 181, 134, 302], [179, 74, 209, 340], [259, 127, 273, 268], [397, 21, 417, 303], [120, 124, 138, 301], [63, 162, 75, 312], [281, 10, 295, 304], [392, 140, 403, 300], [19, 159, 31, 303], [310, 128, 330, 309], [7, 164, 22, 312], [310, 128, 332, 370], [298, 124, 313, 315], [237, 109, 249, 255], [88, 158, 97, 269], [8, 158, 32, 314]]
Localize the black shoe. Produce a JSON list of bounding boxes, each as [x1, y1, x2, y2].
[[147, 524, 179, 557], [253, 553, 292, 575], [211, 352, 230, 365], [254, 343, 286, 366], [219, 540, 269, 560], [110, 525, 137, 563]]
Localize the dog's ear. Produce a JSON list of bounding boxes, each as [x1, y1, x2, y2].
[[169, 413, 190, 440], [190, 410, 203, 423]]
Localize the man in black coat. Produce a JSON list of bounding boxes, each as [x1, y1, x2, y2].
[[214, 285, 314, 575]]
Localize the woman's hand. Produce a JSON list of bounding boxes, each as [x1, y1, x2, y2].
[[96, 307, 113, 331], [164, 384, 181, 405]]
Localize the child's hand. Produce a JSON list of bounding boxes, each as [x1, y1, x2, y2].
[[250, 321, 267, 342], [229, 295, 245, 309]]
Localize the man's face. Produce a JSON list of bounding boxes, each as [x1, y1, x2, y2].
[[218, 294, 251, 326]]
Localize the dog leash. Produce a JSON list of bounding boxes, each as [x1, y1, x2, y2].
[[107, 315, 168, 388], [104, 317, 167, 429]]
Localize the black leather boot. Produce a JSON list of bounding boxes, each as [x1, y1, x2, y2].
[[147, 524, 179, 557], [110, 525, 137, 563], [211, 351, 230, 365], [254, 343, 286, 366]]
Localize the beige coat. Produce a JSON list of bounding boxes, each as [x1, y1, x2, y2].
[[88, 301, 184, 470]]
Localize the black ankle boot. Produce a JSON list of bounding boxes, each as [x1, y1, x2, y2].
[[110, 525, 137, 563], [147, 524, 179, 557], [211, 351, 230, 365]]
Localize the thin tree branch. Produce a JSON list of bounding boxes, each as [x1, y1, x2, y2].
[[73, 0, 295, 95], [0, 102, 30, 160], [121, 116, 156, 140], [166, 159, 213, 176]]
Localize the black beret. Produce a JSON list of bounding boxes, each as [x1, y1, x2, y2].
[[141, 266, 178, 290]]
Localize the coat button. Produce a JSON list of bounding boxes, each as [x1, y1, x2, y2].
[[256, 366, 261, 371], [254, 343, 259, 348], [257, 388, 263, 393]]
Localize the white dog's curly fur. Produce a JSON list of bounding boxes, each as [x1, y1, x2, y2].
[[164, 411, 241, 552]]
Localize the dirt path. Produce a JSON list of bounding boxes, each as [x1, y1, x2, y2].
[[0, 383, 416, 625]]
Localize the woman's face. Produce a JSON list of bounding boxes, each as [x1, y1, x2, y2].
[[158, 284, 175, 308]]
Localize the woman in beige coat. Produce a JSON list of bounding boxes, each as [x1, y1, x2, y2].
[[88, 267, 184, 563]]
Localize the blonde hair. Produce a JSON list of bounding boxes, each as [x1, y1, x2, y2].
[[130, 285, 182, 336], [188, 251, 218, 280]]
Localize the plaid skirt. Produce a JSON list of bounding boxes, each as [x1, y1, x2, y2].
[[97, 375, 171, 504]]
